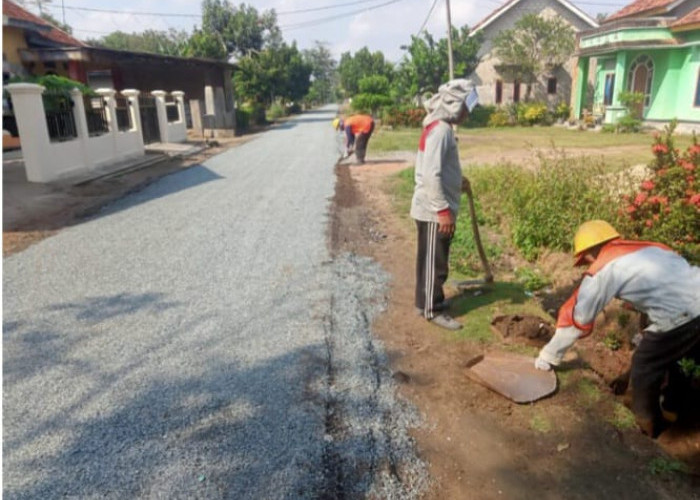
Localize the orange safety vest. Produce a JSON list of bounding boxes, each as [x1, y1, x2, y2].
[[556, 240, 673, 335], [344, 114, 374, 135]]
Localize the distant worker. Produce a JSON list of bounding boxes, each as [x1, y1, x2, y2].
[[411, 78, 477, 331], [334, 114, 375, 164], [535, 220, 700, 437]]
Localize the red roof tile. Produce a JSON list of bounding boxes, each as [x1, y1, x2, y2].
[[605, 0, 676, 22], [3, 0, 86, 47], [671, 7, 700, 28]]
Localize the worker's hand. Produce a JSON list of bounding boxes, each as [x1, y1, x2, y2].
[[461, 176, 471, 193], [437, 211, 455, 235], [534, 356, 552, 371]]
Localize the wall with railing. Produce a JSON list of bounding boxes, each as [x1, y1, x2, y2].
[[6, 84, 186, 183], [154, 90, 187, 144]]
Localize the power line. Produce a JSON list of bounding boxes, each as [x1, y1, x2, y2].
[[277, 0, 390, 15], [416, 0, 441, 35], [279, 0, 407, 31]]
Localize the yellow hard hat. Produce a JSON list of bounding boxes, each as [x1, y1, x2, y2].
[[332, 118, 340, 130], [573, 220, 620, 265]]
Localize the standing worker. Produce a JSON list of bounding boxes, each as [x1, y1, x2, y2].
[[334, 114, 375, 164], [535, 220, 700, 437], [411, 79, 477, 331]]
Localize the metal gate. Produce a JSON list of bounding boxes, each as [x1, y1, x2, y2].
[[139, 96, 160, 144]]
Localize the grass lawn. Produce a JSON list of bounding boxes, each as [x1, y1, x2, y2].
[[372, 125, 695, 171]]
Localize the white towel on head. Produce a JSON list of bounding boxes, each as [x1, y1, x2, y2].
[[423, 78, 476, 125]]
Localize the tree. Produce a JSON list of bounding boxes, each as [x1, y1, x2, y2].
[[337, 47, 394, 97], [183, 29, 227, 60], [397, 26, 481, 98], [39, 12, 72, 34], [201, 0, 281, 57], [87, 29, 190, 56], [352, 75, 393, 115], [492, 14, 575, 100], [234, 42, 311, 105], [303, 41, 337, 105]]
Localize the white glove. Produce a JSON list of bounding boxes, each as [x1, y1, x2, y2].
[[535, 356, 552, 371]]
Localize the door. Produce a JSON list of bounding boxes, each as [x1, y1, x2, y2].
[[139, 96, 161, 144]]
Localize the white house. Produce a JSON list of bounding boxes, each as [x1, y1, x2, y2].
[[469, 0, 599, 107]]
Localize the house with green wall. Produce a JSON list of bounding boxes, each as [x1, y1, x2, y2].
[[572, 0, 700, 132]]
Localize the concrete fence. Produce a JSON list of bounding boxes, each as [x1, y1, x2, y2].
[[6, 83, 186, 183]]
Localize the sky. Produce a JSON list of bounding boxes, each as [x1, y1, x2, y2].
[[24, 0, 633, 62]]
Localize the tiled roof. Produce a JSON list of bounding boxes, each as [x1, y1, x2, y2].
[[470, 0, 597, 35], [605, 0, 676, 22], [671, 6, 700, 28], [3, 0, 86, 47]]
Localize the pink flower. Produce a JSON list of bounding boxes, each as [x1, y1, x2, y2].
[[634, 192, 648, 206], [689, 145, 700, 155], [645, 219, 653, 228], [641, 180, 655, 191], [626, 204, 637, 214], [690, 194, 700, 206]]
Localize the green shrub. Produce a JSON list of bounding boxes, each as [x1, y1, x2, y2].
[[464, 105, 495, 128], [286, 102, 302, 114], [555, 102, 571, 121], [352, 93, 393, 115], [515, 267, 549, 292], [235, 108, 250, 132], [267, 101, 286, 121], [242, 102, 267, 126], [618, 121, 699, 262], [522, 102, 549, 125], [382, 106, 426, 128], [488, 109, 511, 127], [601, 124, 616, 133]]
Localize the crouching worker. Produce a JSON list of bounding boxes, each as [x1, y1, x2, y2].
[[334, 114, 375, 164], [535, 220, 700, 437]]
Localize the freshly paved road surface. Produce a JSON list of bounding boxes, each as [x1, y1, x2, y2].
[[3, 106, 427, 499]]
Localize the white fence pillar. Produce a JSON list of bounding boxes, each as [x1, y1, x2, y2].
[[95, 88, 118, 158], [168, 90, 187, 143], [5, 83, 52, 182], [122, 89, 144, 149], [151, 90, 168, 143]]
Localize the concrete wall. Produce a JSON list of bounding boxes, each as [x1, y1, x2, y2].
[[5, 84, 186, 183]]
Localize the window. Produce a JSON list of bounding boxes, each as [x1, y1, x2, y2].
[[695, 69, 700, 107], [513, 80, 520, 102], [495, 80, 503, 104], [604, 74, 615, 106], [547, 77, 557, 95]]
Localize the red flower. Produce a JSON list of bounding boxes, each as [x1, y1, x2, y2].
[[690, 194, 700, 206], [657, 168, 668, 177], [626, 204, 637, 214], [640, 180, 655, 191], [680, 161, 695, 172], [687, 175, 696, 184], [645, 219, 653, 228], [658, 196, 668, 206], [689, 144, 700, 155], [652, 144, 668, 154], [634, 192, 648, 206]]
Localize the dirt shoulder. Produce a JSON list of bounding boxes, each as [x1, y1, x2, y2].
[[330, 158, 699, 498]]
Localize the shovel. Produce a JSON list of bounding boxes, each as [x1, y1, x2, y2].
[[465, 352, 557, 403], [460, 176, 493, 285]]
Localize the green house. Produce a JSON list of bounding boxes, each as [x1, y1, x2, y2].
[[572, 0, 700, 132]]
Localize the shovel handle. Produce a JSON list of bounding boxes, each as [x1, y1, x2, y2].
[[462, 180, 494, 283]]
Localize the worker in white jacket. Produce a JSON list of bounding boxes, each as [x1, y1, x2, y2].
[[535, 220, 700, 437], [410, 79, 476, 331]]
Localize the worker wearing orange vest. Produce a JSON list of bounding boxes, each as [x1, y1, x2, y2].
[[335, 114, 375, 164], [535, 220, 700, 437]]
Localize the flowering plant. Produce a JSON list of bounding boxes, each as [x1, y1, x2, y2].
[[620, 121, 698, 262]]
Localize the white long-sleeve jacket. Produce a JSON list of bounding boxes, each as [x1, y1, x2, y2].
[[539, 240, 700, 366]]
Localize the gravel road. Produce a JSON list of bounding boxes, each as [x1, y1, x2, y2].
[[3, 106, 427, 499]]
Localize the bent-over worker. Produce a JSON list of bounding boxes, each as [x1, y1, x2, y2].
[[535, 220, 700, 437]]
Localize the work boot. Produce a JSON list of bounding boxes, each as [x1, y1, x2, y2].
[[429, 313, 462, 331]]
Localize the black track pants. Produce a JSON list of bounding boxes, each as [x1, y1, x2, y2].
[[631, 315, 700, 426], [415, 220, 452, 319], [354, 122, 375, 163]]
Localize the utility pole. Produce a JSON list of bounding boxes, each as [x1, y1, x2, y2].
[[62, 0, 66, 25], [445, 0, 454, 80]]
